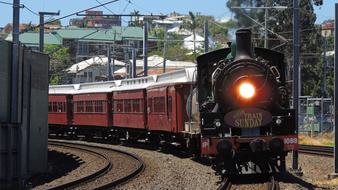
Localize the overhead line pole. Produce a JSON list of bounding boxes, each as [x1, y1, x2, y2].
[[39, 11, 60, 52], [204, 20, 209, 53], [9, 2, 20, 188], [331, 3, 338, 179], [163, 24, 167, 73], [143, 21, 148, 76], [292, 0, 300, 171]]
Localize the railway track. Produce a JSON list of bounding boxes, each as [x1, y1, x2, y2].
[[265, 176, 280, 190], [217, 177, 232, 190], [47, 139, 144, 190], [299, 144, 333, 157], [217, 175, 279, 190]]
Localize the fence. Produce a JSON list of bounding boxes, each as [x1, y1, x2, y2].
[[298, 96, 334, 134]]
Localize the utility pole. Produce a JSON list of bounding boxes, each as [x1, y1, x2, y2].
[[163, 24, 167, 73], [322, 31, 328, 97], [9, 2, 20, 188], [204, 20, 209, 53], [11, 0, 20, 123], [132, 45, 137, 78], [143, 21, 148, 76], [331, 3, 338, 179], [292, 0, 300, 172], [112, 31, 116, 80], [107, 45, 112, 81], [39, 11, 60, 52]]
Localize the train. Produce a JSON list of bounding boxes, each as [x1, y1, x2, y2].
[[48, 29, 298, 175]]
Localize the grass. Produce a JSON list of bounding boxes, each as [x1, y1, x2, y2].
[[298, 132, 337, 187], [299, 132, 334, 147]]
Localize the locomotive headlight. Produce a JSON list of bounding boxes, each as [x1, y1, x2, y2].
[[276, 117, 282, 125], [215, 121, 222, 127], [238, 82, 255, 99]]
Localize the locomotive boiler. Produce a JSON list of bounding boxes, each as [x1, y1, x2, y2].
[[195, 29, 298, 174]]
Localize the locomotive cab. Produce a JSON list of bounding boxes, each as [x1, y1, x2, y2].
[[196, 29, 298, 174]]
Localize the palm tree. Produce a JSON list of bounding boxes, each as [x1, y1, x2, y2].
[[130, 10, 141, 26]]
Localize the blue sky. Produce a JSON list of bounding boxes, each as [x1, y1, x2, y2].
[[0, 0, 336, 27]]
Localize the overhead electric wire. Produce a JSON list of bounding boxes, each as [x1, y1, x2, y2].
[[23, 5, 39, 16], [0, 0, 20, 6], [22, 0, 120, 34]]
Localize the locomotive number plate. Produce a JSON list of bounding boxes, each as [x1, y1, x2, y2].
[[224, 108, 272, 128]]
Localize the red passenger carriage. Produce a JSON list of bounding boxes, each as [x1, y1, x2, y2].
[[72, 93, 112, 127], [112, 89, 147, 130]]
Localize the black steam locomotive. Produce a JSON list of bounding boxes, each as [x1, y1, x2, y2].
[[196, 29, 297, 174]]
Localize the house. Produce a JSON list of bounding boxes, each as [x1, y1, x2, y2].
[[183, 34, 215, 52], [167, 26, 192, 37], [66, 55, 196, 83], [7, 26, 157, 63], [115, 55, 196, 76], [3, 23, 61, 33], [66, 56, 126, 83], [322, 21, 334, 37], [69, 10, 122, 28]]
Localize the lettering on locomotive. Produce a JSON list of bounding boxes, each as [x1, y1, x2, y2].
[[224, 108, 272, 128]]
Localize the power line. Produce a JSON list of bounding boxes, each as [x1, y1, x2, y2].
[[23, 5, 39, 16], [0, 0, 21, 7], [22, 0, 121, 33]]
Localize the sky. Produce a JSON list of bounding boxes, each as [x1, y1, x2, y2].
[[0, 0, 337, 27]]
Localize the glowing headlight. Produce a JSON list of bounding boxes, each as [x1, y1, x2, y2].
[[239, 82, 255, 99], [276, 117, 282, 125], [215, 121, 222, 127]]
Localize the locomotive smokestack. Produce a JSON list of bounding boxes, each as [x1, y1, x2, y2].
[[234, 29, 253, 61]]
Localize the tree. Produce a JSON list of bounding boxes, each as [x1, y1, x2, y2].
[[45, 45, 71, 85], [148, 28, 195, 62]]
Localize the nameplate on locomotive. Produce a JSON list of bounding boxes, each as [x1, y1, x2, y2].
[[224, 108, 272, 128]]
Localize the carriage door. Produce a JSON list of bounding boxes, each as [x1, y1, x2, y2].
[[167, 86, 175, 132]]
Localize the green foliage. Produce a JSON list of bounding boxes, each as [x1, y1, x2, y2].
[[228, 0, 329, 98], [182, 13, 231, 48], [148, 27, 195, 62], [44, 44, 71, 84]]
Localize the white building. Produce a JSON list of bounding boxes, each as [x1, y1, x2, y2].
[[66, 56, 126, 83], [183, 34, 215, 52]]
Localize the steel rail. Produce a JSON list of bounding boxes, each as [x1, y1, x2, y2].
[[48, 139, 145, 189], [266, 176, 280, 190], [217, 177, 232, 190], [47, 142, 112, 190], [299, 144, 333, 157]]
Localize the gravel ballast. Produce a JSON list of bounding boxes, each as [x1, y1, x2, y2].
[[35, 140, 338, 189]]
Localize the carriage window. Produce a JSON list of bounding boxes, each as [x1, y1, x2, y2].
[[139, 99, 144, 112], [52, 102, 58, 112], [95, 101, 103, 112], [124, 99, 132, 112], [148, 98, 153, 113], [132, 99, 140, 112], [116, 100, 123, 112], [168, 96, 172, 113], [57, 102, 63, 112], [48, 102, 52, 112], [154, 97, 165, 113], [76, 101, 84, 113], [86, 101, 93, 112]]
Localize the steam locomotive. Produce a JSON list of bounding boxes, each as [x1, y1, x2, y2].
[[48, 29, 298, 175], [196, 29, 297, 174]]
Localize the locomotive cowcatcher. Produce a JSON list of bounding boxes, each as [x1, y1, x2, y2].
[[195, 29, 298, 174]]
